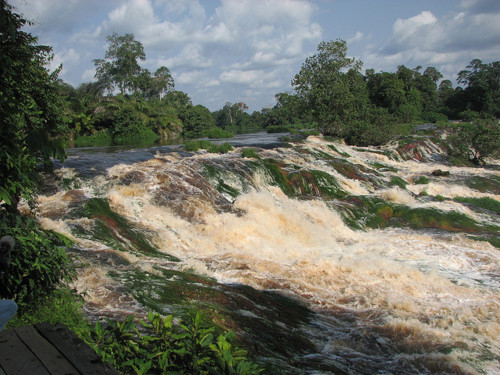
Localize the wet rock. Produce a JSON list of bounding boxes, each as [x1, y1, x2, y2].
[[120, 170, 146, 185], [62, 189, 88, 206], [432, 169, 450, 177]]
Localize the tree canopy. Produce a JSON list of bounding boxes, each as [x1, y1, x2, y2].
[[0, 0, 67, 213], [94, 33, 173, 98]]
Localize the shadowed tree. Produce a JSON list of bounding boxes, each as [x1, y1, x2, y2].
[[0, 0, 67, 213]]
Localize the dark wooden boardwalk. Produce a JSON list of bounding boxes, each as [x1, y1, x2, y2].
[[0, 323, 119, 375]]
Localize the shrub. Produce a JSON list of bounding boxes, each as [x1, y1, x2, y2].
[[267, 125, 291, 133], [112, 127, 159, 146], [422, 112, 448, 123], [414, 176, 430, 184], [207, 128, 234, 139], [448, 119, 500, 165], [458, 110, 481, 122], [389, 176, 407, 189], [0, 216, 73, 306], [184, 140, 233, 154], [74, 130, 113, 147], [88, 311, 263, 374], [241, 148, 260, 159]]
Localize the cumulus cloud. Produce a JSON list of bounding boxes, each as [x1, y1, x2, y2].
[[366, 4, 500, 82], [10, 0, 117, 33]]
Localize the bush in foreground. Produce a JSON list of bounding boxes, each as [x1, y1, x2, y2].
[[89, 311, 263, 374], [0, 215, 73, 306]]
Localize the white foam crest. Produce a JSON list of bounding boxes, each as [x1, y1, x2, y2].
[[408, 181, 500, 200], [375, 187, 417, 205]]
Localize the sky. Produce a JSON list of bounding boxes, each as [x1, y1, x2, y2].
[[9, 0, 500, 112]]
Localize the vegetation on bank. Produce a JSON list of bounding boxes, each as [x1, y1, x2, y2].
[[0, 2, 261, 373], [52, 31, 498, 159]]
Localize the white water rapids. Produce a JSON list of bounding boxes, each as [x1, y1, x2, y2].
[[37, 135, 499, 374]]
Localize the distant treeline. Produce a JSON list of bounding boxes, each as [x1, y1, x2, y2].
[[56, 34, 499, 147]]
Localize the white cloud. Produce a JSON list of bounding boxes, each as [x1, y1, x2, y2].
[[393, 11, 438, 42], [365, 5, 500, 83], [156, 43, 212, 69], [348, 31, 364, 44], [176, 70, 202, 84]]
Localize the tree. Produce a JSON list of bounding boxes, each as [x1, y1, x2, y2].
[[0, 0, 67, 213], [94, 33, 146, 95], [292, 39, 371, 138], [153, 66, 174, 100], [449, 119, 500, 165], [163, 90, 192, 109], [458, 59, 500, 117], [180, 105, 214, 139]]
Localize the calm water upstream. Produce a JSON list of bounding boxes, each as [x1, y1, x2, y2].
[[41, 132, 499, 374]]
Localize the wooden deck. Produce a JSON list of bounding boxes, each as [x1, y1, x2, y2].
[[0, 323, 119, 375]]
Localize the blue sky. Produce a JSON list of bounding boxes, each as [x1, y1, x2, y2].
[[9, 0, 500, 112]]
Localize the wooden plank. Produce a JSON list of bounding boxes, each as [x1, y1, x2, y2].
[[35, 323, 119, 375], [15, 325, 80, 375], [0, 328, 50, 375]]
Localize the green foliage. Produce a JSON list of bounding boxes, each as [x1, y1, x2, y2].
[[184, 140, 233, 154], [241, 148, 260, 159], [213, 102, 256, 134], [74, 130, 113, 147], [422, 111, 448, 123], [266, 125, 291, 133], [0, 1, 67, 212], [454, 197, 500, 214], [0, 216, 73, 305], [88, 311, 263, 374], [414, 176, 430, 184], [181, 104, 215, 139], [448, 119, 500, 164], [458, 110, 481, 122], [292, 40, 404, 146], [94, 33, 146, 95], [7, 286, 90, 338], [207, 128, 234, 139], [389, 176, 407, 189], [458, 59, 500, 117]]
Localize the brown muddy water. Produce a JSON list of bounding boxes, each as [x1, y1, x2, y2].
[[36, 133, 499, 374]]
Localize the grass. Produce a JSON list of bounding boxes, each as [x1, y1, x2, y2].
[[241, 148, 260, 159], [414, 176, 431, 184], [184, 140, 233, 154], [454, 197, 500, 214], [7, 286, 91, 340], [207, 128, 234, 139]]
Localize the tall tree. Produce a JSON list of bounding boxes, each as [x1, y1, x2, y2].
[[153, 66, 174, 100], [0, 0, 67, 213], [458, 59, 500, 117], [94, 33, 146, 95], [292, 39, 368, 137]]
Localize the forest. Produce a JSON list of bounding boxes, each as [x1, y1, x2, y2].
[[58, 34, 499, 149]]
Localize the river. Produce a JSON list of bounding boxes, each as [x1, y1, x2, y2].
[[40, 132, 499, 374]]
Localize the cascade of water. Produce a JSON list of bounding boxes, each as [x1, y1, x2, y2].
[[36, 135, 500, 374]]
